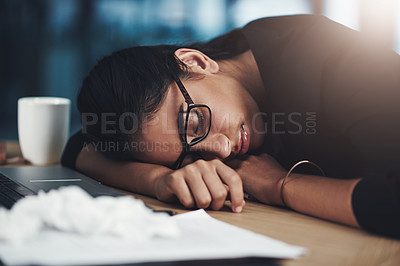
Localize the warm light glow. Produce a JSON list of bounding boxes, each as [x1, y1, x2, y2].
[[323, 0, 360, 30]]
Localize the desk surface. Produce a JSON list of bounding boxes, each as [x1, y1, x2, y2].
[[130, 193, 400, 266], [3, 141, 400, 265]]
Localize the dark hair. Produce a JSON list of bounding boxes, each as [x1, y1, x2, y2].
[[77, 29, 249, 160]]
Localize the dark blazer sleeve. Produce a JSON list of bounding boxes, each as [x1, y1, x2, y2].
[[352, 174, 400, 238], [61, 130, 88, 169]]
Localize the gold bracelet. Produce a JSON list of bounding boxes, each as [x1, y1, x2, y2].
[[280, 160, 325, 207]]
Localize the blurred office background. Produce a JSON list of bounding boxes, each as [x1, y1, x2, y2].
[[1, 0, 399, 140]]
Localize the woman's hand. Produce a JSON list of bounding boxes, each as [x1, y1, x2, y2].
[[226, 153, 286, 206], [76, 144, 244, 213], [152, 159, 245, 213]]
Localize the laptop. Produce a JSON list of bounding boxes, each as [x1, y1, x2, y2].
[[0, 166, 125, 209]]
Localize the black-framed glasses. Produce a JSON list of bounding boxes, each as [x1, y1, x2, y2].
[[172, 78, 212, 169]]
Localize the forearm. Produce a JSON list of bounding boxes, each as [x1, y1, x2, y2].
[[280, 174, 361, 227], [76, 146, 245, 212], [76, 144, 172, 197]]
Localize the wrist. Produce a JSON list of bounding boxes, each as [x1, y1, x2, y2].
[[277, 174, 286, 207], [255, 169, 286, 206], [151, 168, 174, 201], [279, 160, 325, 209], [279, 172, 305, 209]]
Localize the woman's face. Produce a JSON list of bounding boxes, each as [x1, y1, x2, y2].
[[132, 78, 265, 167], [131, 49, 265, 167]]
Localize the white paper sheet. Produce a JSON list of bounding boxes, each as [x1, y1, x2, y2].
[[0, 209, 306, 265]]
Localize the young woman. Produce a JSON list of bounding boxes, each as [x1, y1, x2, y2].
[[62, 15, 400, 238]]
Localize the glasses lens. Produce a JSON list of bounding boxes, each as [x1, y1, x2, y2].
[[185, 106, 211, 144]]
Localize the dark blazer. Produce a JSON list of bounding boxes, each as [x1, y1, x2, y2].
[[242, 15, 400, 238]]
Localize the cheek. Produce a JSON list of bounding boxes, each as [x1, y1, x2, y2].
[[209, 105, 238, 132], [249, 114, 265, 149], [207, 91, 245, 117], [244, 97, 265, 149]]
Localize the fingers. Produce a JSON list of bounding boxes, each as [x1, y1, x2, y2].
[[215, 161, 245, 213], [184, 166, 212, 209], [187, 160, 244, 212], [194, 159, 243, 212], [165, 160, 244, 213], [162, 172, 195, 208], [179, 160, 222, 210], [201, 173, 229, 211]]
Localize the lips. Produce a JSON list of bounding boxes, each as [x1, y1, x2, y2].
[[239, 124, 249, 156]]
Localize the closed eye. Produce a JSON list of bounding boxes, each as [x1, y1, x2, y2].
[[195, 109, 205, 135]]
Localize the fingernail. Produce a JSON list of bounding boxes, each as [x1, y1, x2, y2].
[[235, 206, 243, 213]]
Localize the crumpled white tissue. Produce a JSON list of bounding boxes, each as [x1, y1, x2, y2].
[[0, 186, 179, 244]]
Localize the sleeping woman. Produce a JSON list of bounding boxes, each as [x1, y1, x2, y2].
[[61, 15, 400, 238]]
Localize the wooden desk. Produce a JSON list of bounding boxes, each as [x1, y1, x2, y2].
[[3, 142, 400, 265], [132, 193, 400, 266]]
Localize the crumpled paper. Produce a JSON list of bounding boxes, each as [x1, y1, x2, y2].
[[0, 186, 179, 244]]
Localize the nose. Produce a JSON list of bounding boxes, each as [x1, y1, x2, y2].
[[191, 133, 232, 160]]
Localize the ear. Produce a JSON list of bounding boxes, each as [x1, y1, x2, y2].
[[174, 48, 219, 74]]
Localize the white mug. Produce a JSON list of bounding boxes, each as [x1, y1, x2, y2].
[[18, 97, 71, 165]]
